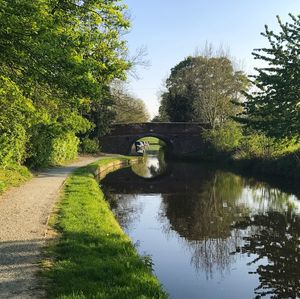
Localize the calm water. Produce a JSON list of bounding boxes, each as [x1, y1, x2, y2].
[[101, 154, 300, 299]]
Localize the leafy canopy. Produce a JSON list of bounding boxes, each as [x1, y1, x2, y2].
[[239, 14, 300, 138], [0, 0, 131, 167], [159, 55, 248, 127]]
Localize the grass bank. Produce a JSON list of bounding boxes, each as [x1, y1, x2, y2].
[[43, 157, 167, 299], [0, 164, 32, 194]]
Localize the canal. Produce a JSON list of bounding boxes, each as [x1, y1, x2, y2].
[[101, 152, 300, 299]]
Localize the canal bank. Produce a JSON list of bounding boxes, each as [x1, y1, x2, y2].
[[43, 157, 167, 298]]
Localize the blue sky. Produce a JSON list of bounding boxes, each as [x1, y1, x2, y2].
[[122, 1, 300, 117]]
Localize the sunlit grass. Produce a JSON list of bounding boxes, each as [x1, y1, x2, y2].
[[139, 137, 165, 152], [43, 157, 167, 299]]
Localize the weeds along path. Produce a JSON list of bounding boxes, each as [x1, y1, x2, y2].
[[0, 156, 102, 298]]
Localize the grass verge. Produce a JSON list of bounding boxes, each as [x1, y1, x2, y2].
[[0, 164, 32, 194], [43, 157, 167, 299]]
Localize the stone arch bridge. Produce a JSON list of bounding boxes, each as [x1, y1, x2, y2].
[[101, 122, 210, 156]]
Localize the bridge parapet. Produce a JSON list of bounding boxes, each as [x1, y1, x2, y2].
[[108, 122, 210, 136]]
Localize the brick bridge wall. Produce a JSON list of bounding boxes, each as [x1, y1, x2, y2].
[[101, 122, 210, 156]]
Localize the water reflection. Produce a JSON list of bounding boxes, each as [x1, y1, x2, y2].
[[131, 150, 167, 178], [233, 211, 300, 298], [101, 156, 300, 299]]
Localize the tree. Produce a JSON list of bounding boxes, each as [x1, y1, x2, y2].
[[110, 82, 150, 123], [0, 0, 131, 166], [0, 0, 130, 101], [114, 96, 149, 123], [239, 14, 300, 138], [158, 53, 248, 127]]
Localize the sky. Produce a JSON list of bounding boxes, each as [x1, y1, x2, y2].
[[122, 0, 300, 118]]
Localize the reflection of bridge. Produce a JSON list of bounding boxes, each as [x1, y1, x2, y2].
[[101, 162, 214, 194], [101, 123, 210, 156]]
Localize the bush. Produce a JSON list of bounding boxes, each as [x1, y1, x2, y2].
[[27, 124, 79, 168], [203, 121, 243, 152], [80, 137, 99, 154], [236, 133, 300, 160], [50, 132, 79, 165], [0, 128, 27, 167], [237, 133, 273, 159], [0, 76, 33, 167]]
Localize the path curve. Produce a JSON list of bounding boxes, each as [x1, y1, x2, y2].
[[0, 156, 102, 298]]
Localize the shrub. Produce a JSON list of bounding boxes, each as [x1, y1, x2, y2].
[[0, 76, 33, 167], [236, 133, 300, 160], [27, 124, 79, 168], [50, 132, 79, 165], [80, 137, 100, 154], [0, 128, 27, 167], [237, 133, 273, 159], [203, 121, 243, 152]]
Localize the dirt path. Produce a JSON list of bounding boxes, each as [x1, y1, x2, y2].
[[0, 156, 102, 298]]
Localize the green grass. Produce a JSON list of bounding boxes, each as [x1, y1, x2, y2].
[[0, 164, 32, 194], [139, 137, 160, 144], [43, 157, 167, 299], [139, 137, 164, 152]]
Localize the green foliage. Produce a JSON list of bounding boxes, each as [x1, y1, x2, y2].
[[80, 138, 100, 154], [203, 122, 243, 152], [238, 133, 274, 159], [159, 55, 248, 126], [0, 76, 33, 166], [50, 132, 79, 165], [0, 0, 131, 168], [0, 164, 32, 194], [27, 125, 79, 168], [160, 91, 194, 122], [236, 133, 300, 160], [44, 158, 167, 298], [0, 0, 130, 101], [239, 14, 300, 138]]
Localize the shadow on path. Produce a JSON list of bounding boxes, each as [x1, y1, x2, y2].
[[0, 239, 47, 298]]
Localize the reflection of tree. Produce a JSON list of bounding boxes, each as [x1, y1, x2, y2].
[[159, 171, 249, 278], [160, 172, 247, 239], [233, 211, 300, 298], [188, 231, 243, 279], [105, 191, 144, 231], [246, 179, 298, 213]]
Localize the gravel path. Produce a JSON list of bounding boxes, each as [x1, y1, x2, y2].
[[0, 156, 102, 298]]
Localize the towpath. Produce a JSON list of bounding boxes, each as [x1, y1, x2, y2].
[[0, 156, 102, 298]]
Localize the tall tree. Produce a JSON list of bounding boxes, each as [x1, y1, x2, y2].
[[159, 54, 248, 127], [0, 0, 131, 166], [239, 14, 300, 138]]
